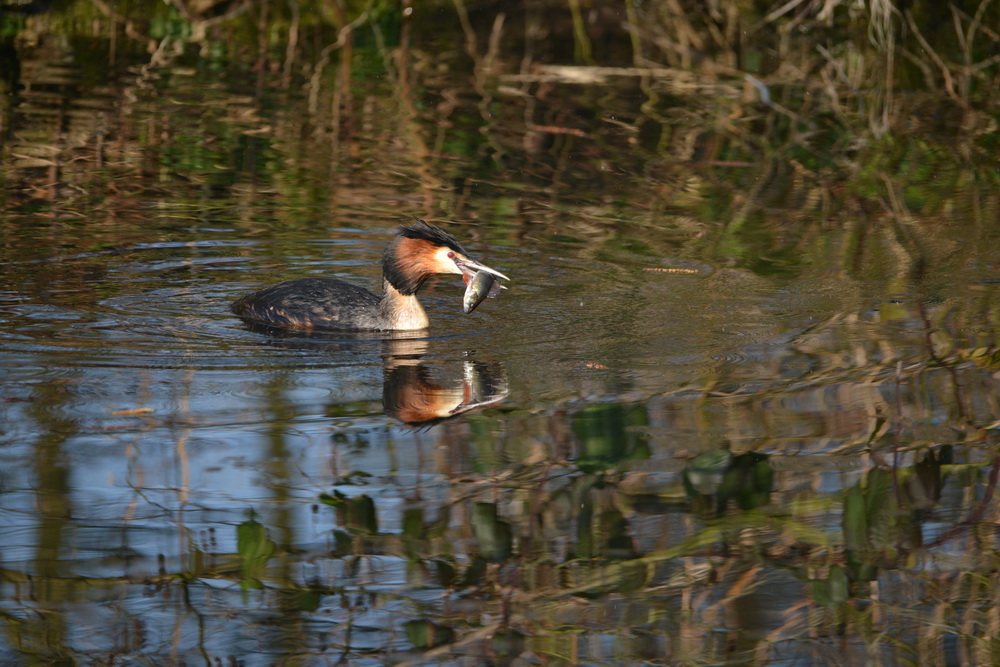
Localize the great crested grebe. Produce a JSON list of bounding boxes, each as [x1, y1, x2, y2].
[[232, 219, 508, 331]]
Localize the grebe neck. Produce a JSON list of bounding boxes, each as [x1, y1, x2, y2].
[[379, 279, 429, 330]]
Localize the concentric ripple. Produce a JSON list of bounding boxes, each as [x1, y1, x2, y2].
[[0, 234, 915, 407]]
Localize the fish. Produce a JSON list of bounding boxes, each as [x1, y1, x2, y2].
[[462, 269, 504, 314]]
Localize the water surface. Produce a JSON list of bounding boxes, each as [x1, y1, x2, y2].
[[2, 2, 1000, 664]]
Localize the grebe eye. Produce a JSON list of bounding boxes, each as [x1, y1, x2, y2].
[[447, 251, 455, 259]]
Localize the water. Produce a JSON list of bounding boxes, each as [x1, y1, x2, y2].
[[2, 2, 1000, 665]]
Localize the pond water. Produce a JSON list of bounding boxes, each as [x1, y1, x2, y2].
[[2, 2, 1000, 665]]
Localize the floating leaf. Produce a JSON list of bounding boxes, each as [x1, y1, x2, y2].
[[403, 508, 425, 537], [321, 491, 379, 535], [237, 513, 276, 591], [472, 502, 513, 562], [843, 487, 867, 551], [345, 495, 378, 535], [683, 449, 733, 496], [404, 619, 455, 649], [432, 557, 457, 587], [331, 530, 353, 556], [460, 557, 488, 587]]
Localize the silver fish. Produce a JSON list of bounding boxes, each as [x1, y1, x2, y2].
[[463, 269, 504, 314]]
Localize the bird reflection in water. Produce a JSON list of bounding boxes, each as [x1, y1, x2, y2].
[[381, 338, 508, 427], [236, 325, 508, 426]]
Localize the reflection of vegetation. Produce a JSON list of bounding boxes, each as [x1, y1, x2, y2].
[[2, 0, 1000, 664], [236, 509, 276, 591], [4, 0, 998, 292], [571, 403, 650, 472], [683, 449, 774, 514], [471, 501, 512, 562], [2, 377, 997, 663], [320, 490, 379, 539], [404, 618, 455, 650]]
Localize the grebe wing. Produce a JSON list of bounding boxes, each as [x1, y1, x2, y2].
[[232, 278, 382, 330]]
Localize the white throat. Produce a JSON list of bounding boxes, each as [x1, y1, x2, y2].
[[381, 280, 429, 330]]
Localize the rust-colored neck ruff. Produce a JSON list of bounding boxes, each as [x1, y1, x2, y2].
[[383, 221, 467, 295]]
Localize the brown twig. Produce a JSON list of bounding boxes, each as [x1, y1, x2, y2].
[[904, 9, 966, 108]]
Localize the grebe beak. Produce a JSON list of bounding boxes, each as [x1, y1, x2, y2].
[[455, 257, 509, 284]]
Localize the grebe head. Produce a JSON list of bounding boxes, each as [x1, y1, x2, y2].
[[383, 218, 509, 295]]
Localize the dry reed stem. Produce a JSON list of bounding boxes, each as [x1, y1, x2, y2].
[[306, 7, 370, 117], [281, 0, 300, 88], [905, 9, 965, 108], [763, 0, 811, 23], [642, 267, 699, 274]]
